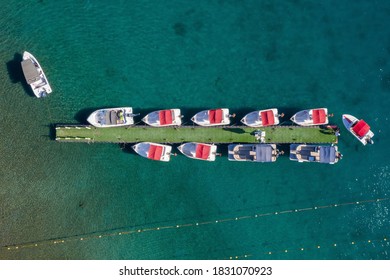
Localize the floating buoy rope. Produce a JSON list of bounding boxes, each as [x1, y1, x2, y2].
[[3, 197, 389, 253]]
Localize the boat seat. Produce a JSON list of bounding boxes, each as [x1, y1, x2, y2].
[[109, 110, 118, 124], [312, 109, 326, 124], [159, 110, 173, 125], [209, 109, 223, 124], [261, 110, 275, 126], [352, 120, 370, 137], [148, 145, 163, 160], [196, 144, 211, 159]]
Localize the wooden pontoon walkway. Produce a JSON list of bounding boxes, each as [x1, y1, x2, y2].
[[55, 125, 338, 144]]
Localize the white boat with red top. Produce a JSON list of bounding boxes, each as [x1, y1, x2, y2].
[[241, 108, 282, 127], [290, 108, 329, 126], [191, 108, 231, 126], [132, 142, 172, 162], [177, 142, 217, 161], [142, 109, 182, 127], [342, 114, 374, 145]]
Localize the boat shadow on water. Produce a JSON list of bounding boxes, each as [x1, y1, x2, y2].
[[5, 52, 35, 97], [119, 143, 136, 155], [46, 124, 57, 141]]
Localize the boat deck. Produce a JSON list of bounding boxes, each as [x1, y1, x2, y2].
[[55, 125, 338, 144]]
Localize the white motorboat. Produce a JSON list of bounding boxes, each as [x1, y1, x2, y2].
[[191, 108, 231, 126], [21, 51, 52, 98], [87, 107, 137, 127], [241, 108, 282, 127], [132, 142, 172, 162], [228, 144, 280, 162], [177, 142, 217, 161], [289, 144, 342, 164], [142, 109, 182, 127], [342, 114, 374, 145], [290, 108, 329, 126]]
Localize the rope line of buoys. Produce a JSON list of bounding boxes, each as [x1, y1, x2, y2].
[[3, 197, 389, 252], [227, 236, 389, 259]]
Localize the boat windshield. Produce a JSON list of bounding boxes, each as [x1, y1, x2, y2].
[[295, 111, 310, 122]]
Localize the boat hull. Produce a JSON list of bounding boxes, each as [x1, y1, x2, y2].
[[228, 144, 279, 162], [21, 51, 52, 98], [142, 109, 182, 127], [191, 108, 230, 126], [289, 144, 341, 164], [290, 108, 328, 126], [87, 107, 135, 127], [177, 142, 217, 161], [342, 114, 374, 145], [132, 142, 172, 161], [241, 108, 280, 127]]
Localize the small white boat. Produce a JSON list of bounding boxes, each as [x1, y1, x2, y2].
[[87, 107, 137, 127], [290, 108, 329, 126], [241, 108, 282, 127], [289, 144, 342, 164], [21, 51, 52, 98], [342, 114, 374, 145], [132, 142, 172, 162], [191, 108, 231, 126], [228, 144, 280, 162], [142, 109, 182, 127], [177, 142, 217, 161]]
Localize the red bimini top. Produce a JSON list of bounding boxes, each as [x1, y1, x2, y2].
[[260, 110, 275, 126], [195, 144, 211, 160], [159, 110, 173, 125], [209, 109, 223, 124], [312, 109, 326, 124], [148, 145, 163, 160], [352, 120, 370, 137]]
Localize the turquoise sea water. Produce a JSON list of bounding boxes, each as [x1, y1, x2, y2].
[[0, 0, 390, 260]]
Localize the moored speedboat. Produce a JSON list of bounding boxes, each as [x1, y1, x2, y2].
[[228, 144, 280, 162], [177, 142, 217, 161], [142, 109, 182, 127], [21, 51, 52, 98], [290, 108, 329, 126], [191, 108, 231, 126], [342, 114, 374, 145], [241, 108, 283, 127], [87, 107, 137, 127], [289, 144, 342, 164], [132, 142, 172, 162]]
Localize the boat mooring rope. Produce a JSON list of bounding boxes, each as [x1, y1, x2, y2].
[[3, 197, 389, 253]]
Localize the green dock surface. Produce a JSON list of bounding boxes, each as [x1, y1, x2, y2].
[[55, 125, 338, 144]]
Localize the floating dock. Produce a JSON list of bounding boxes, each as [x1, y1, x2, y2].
[[55, 125, 338, 144]]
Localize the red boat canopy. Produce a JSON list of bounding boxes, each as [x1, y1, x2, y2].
[[148, 145, 163, 160], [352, 120, 370, 137], [261, 110, 275, 126], [209, 109, 223, 124], [195, 144, 211, 160], [312, 109, 327, 124], [159, 110, 173, 125]]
